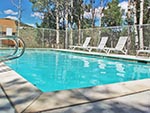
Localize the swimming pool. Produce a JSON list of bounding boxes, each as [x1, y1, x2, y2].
[[6, 49, 150, 92]]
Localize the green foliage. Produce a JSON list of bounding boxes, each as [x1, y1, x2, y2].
[[29, 0, 150, 29], [82, 18, 93, 28], [143, 0, 150, 24], [101, 0, 122, 27], [136, 0, 150, 24], [40, 12, 56, 28], [29, 0, 56, 28], [72, 0, 84, 29], [125, 0, 150, 25]]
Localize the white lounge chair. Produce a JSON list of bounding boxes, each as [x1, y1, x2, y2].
[[69, 37, 91, 51], [105, 36, 128, 54], [88, 37, 108, 52], [136, 46, 150, 56]]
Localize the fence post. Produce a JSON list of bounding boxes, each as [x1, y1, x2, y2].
[[42, 28, 44, 48], [56, 29, 59, 48], [65, 28, 68, 49]]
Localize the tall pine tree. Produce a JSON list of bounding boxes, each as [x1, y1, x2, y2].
[[102, 0, 122, 27]]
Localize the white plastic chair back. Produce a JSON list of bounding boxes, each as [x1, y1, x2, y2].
[[115, 36, 128, 50], [83, 37, 91, 48], [98, 37, 108, 49]]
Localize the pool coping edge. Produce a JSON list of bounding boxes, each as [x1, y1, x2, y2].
[[0, 63, 150, 113]]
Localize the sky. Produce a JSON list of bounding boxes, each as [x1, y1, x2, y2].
[[0, 0, 41, 27], [84, 0, 128, 26], [0, 0, 128, 27]]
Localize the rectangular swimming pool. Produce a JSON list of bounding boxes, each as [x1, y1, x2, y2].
[[6, 49, 150, 92]]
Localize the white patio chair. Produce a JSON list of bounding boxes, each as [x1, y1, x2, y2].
[[69, 37, 91, 51], [88, 36, 108, 52], [105, 36, 128, 55], [136, 46, 150, 56]]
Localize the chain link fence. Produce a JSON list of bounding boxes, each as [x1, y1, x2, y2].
[[0, 24, 150, 55]]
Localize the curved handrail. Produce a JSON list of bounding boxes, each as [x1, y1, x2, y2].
[[10, 37, 26, 59], [0, 36, 25, 62]]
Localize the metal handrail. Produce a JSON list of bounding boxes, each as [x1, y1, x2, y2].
[[0, 36, 25, 62]]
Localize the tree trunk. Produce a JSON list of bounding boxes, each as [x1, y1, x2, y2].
[[70, 0, 73, 46], [56, 2, 59, 48], [65, 4, 68, 49], [78, 18, 81, 45], [92, 8, 95, 28], [99, 0, 104, 45], [127, 0, 132, 53], [17, 0, 22, 36], [11, 0, 22, 36], [133, 0, 138, 49], [139, 0, 144, 49], [90, 0, 95, 28]]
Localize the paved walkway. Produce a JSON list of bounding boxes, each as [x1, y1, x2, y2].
[[0, 85, 150, 113], [0, 86, 15, 113], [43, 91, 150, 113]]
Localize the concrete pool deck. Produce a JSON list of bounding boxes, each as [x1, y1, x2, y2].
[[0, 49, 150, 113], [56, 49, 150, 63]]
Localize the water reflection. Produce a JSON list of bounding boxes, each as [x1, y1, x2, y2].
[[98, 60, 106, 69], [133, 65, 150, 79], [69, 55, 90, 67], [6, 51, 150, 92], [116, 63, 125, 78]]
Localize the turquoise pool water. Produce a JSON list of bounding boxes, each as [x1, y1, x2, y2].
[[6, 50, 150, 92]]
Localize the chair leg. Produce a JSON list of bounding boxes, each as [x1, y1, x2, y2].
[[107, 49, 111, 54], [103, 49, 107, 53], [73, 47, 76, 50], [136, 51, 139, 56], [89, 48, 92, 52]]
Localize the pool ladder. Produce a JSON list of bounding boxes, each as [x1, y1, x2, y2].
[[0, 36, 25, 62]]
